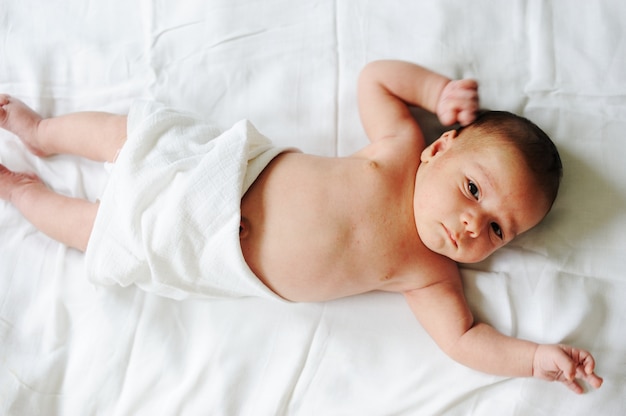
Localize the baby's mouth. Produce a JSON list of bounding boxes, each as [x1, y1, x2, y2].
[[443, 224, 458, 248]]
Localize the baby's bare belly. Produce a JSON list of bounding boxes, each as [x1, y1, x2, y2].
[[238, 153, 422, 302], [238, 213, 369, 301], [239, 213, 425, 302]]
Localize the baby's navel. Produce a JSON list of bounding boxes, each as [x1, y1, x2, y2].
[[239, 218, 250, 239]]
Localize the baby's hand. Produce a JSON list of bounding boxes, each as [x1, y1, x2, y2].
[[436, 79, 479, 127], [532, 344, 603, 394]]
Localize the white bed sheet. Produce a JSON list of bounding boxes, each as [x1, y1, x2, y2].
[[1, 1, 625, 414]]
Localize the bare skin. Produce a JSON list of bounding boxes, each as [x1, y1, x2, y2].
[[0, 61, 603, 393], [0, 94, 126, 250]]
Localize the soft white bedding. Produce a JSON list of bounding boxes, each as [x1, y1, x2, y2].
[[1, 1, 625, 414]]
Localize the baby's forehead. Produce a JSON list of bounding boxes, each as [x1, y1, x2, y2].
[[455, 133, 521, 161], [455, 138, 538, 188], [457, 127, 514, 148]]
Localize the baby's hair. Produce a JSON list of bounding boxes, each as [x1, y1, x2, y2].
[[458, 110, 563, 208]]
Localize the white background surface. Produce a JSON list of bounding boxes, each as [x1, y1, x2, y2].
[[1, 1, 625, 414]]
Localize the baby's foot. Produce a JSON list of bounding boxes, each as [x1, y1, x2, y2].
[[0, 94, 50, 157], [0, 164, 44, 202]]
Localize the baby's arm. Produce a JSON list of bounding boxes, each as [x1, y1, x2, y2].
[[358, 60, 478, 144], [404, 269, 603, 394]]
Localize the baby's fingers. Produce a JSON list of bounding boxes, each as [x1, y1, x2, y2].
[[437, 109, 459, 126], [533, 345, 603, 393], [563, 378, 584, 395], [555, 361, 586, 395], [454, 79, 479, 95], [436, 79, 479, 126], [563, 346, 603, 391], [569, 366, 603, 393], [581, 370, 603, 389], [578, 353, 603, 388], [457, 109, 477, 126]]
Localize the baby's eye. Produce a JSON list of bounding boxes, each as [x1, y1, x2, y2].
[[468, 181, 479, 199], [491, 222, 503, 239]]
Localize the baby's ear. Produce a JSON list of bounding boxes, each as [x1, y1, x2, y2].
[[420, 130, 457, 162]]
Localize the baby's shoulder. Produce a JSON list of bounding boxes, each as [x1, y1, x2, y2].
[[352, 135, 422, 172], [415, 245, 460, 286], [382, 234, 461, 294]]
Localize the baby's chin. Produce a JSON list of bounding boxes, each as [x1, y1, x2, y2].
[[429, 245, 493, 265], [455, 251, 495, 264]]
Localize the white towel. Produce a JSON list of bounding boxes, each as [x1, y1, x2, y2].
[[85, 101, 288, 300]]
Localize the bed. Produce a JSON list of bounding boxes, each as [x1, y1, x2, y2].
[[1, 1, 625, 414]]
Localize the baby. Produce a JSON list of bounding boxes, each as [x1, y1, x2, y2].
[[0, 60, 603, 393]]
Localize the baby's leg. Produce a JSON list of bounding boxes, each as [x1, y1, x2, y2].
[[0, 95, 119, 250], [0, 94, 126, 162], [0, 165, 96, 251]]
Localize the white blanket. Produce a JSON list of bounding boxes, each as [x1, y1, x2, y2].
[[1, 1, 625, 415], [86, 101, 285, 300]]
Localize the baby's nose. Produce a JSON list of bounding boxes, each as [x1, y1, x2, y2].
[[462, 211, 485, 238]]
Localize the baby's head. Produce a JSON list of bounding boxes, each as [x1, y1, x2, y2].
[[459, 111, 563, 209], [414, 110, 562, 263]]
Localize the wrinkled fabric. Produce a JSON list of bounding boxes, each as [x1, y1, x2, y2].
[[86, 101, 287, 300]]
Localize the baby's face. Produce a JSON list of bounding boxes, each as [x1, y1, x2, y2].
[[413, 131, 550, 263]]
